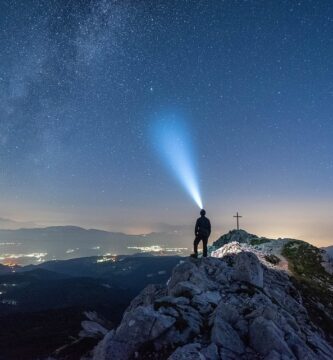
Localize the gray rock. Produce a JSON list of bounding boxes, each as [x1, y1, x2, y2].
[[191, 291, 221, 315], [189, 270, 217, 291], [125, 284, 166, 315], [212, 229, 258, 248], [191, 294, 213, 315], [94, 339, 135, 360], [305, 331, 333, 360], [219, 347, 241, 359], [264, 350, 281, 360], [285, 331, 317, 360], [168, 261, 197, 291], [233, 319, 248, 338], [199, 343, 219, 360], [116, 305, 175, 344], [168, 343, 204, 360], [215, 271, 228, 284], [169, 281, 202, 298], [249, 316, 294, 358], [212, 302, 239, 325], [93, 244, 333, 360], [233, 251, 264, 288], [211, 317, 245, 354], [79, 320, 108, 338], [177, 304, 203, 336], [155, 295, 190, 308], [158, 306, 180, 318]]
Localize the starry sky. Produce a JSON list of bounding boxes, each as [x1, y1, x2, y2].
[[1, 0, 333, 246]]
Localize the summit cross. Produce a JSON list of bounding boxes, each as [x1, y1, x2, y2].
[[233, 212, 242, 230]]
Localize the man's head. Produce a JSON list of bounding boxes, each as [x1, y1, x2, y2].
[[200, 209, 206, 216]]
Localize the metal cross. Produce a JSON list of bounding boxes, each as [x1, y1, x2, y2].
[[233, 212, 242, 230]]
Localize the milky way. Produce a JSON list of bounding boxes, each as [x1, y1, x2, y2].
[[0, 1, 333, 245]]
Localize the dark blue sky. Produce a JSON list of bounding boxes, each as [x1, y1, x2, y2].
[[0, 0, 332, 245]]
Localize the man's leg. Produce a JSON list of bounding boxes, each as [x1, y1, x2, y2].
[[202, 237, 208, 257], [193, 236, 201, 257]]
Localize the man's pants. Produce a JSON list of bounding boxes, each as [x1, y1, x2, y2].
[[193, 235, 208, 257]]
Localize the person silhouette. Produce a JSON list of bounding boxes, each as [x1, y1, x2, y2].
[[191, 209, 211, 258]]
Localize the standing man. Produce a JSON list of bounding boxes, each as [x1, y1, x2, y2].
[[192, 209, 211, 258]]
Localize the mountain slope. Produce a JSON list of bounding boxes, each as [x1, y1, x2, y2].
[[323, 245, 333, 257], [0, 255, 182, 360], [91, 233, 333, 360]]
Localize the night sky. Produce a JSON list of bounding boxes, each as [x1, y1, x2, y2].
[[1, 0, 333, 245]]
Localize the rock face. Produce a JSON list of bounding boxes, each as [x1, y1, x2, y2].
[[321, 250, 333, 275], [211, 229, 258, 249], [92, 240, 333, 360]]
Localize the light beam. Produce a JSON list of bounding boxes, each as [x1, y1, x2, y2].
[[152, 115, 203, 209]]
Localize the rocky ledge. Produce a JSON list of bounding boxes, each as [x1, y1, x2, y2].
[[92, 242, 333, 360]]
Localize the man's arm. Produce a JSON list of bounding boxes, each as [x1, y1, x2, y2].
[[207, 219, 211, 236], [195, 219, 199, 236]]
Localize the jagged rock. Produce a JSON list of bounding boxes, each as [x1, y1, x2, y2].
[[191, 294, 213, 315], [93, 331, 115, 360], [125, 283, 167, 315], [167, 261, 197, 290], [212, 302, 239, 325], [167, 343, 204, 359], [168, 281, 202, 298], [249, 316, 294, 357], [212, 229, 258, 249], [191, 291, 221, 315], [233, 251, 264, 288], [176, 304, 203, 336], [285, 331, 317, 359], [211, 316, 245, 354], [199, 343, 219, 359], [264, 350, 281, 360], [79, 320, 108, 338], [96, 305, 176, 359], [305, 331, 333, 360], [93, 233, 333, 360], [116, 305, 175, 342], [158, 306, 180, 318], [219, 347, 242, 359], [321, 250, 333, 275], [155, 295, 190, 308]]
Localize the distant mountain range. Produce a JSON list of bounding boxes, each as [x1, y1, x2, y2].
[[0, 225, 190, 265], [0, 217, 37, 229]]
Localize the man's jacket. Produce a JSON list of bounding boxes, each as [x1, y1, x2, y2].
[[195, 216, 211, 237]]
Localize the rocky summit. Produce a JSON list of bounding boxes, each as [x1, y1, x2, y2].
[[90, 231, 333, 360]]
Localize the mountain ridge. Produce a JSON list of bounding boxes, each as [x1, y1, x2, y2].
[[88, 230, 333, 360]]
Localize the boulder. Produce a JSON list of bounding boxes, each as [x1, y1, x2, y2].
[[199, 343, 219, 360], [191, 291, 221, 315], [168, 343, 204, 360], [155, 295, 190, 308], [115, 305, 175, 344], [211, 317, 245, 354], [176, 304, 203, 336], [167, 261, 197, 290], [212, 302, 239, 325], [249, 316, 294, 357], [168, 281, 202, 298], [79, 320, 108, 338], [233, 251, 264, 288]]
